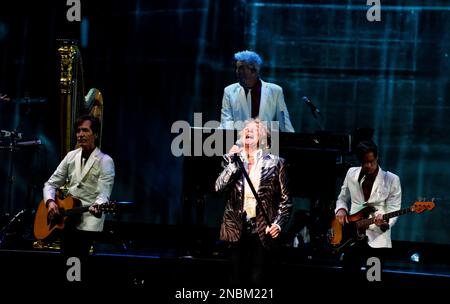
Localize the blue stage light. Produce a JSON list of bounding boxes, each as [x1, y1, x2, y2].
[[410, 252, 420, 263]]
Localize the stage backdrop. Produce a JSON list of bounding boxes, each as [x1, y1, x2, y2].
[[0, 0, 448, 245]]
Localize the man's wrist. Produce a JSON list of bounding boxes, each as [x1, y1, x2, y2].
[[335, 208, 347, 215], [273, 223, 281, 232], [380, 223, 390, 232]]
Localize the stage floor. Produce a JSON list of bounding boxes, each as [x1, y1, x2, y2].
[[1, 222, 449, 300], [1, 244, 449, 297]]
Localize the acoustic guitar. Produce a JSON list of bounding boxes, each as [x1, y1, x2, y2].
[[33, 196, 116, 240], [328, 201, 435, 252]]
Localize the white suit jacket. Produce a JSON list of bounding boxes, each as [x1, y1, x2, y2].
[[335, 166, 401, 248], [220, 80, 295, 132], [43, 147, 115, 232]]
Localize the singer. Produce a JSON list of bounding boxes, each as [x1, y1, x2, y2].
[[215, 118, 293, 285], [219, 50, 295, 132]]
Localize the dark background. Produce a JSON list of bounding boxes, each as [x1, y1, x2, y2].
[[0, 0, 448, 245]]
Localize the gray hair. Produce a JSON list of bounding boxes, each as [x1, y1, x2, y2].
[[238, 118, 270, 150], [234, 50, 263, 73]]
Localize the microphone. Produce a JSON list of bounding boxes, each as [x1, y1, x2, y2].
[[231, 139, 243, 163], [235, 138, 243, 149], [225, 139, 243, 163], [303, 96, 321, 118]]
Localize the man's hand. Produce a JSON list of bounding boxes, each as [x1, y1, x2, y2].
[[265, 224, 280, 239], [89, 204, 102, 218], [47, 200, 60, 219], [225, 145, 242, 163], [374, 213, 390, 232], [336, 209, 348, 225], [228, 145, 241, 155], [227, 145, 242, 162]]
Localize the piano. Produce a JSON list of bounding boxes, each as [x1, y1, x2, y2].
[[276, 131, 351, 199]]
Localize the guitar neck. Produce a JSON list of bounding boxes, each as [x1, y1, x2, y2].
[[64, 206, 90, 216], [359, 206, 411, 226]]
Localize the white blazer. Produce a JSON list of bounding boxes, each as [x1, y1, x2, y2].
[[220, 80, 295, 132], [335, 166, 401, 248], [43, 147, 115, 232]]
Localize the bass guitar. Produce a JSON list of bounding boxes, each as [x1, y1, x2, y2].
[[328, 201, 435, 252]]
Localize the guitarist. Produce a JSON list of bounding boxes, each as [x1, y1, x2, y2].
[[334, 140, 401, 282], [43, 115, 115, 257]]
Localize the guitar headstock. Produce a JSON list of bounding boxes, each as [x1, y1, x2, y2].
[[411, 200, 435, 213], [98, 201, 117, 215]]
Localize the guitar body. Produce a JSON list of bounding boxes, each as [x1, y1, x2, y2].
[[33, 197, 82, 240], [328, 206, 375, 252]]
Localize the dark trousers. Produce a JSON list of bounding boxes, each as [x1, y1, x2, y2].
[[342, 242, 390, 285], [61, 227, 95, 257], [229, 231, 272, 286], [60, 225, 98, 286]]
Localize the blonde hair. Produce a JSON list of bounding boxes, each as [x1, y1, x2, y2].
[[239, 118, 270, 150]]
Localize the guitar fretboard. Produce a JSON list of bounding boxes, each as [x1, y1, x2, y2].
[[356, 207, 411, 228], [63, 206, 90, 216]]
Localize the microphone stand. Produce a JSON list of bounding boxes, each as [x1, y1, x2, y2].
[[315, 118, 324, 132], [309, 107, 325, 131], [233, 154, 271, 227], [0, 209, 27, 248], [303, 97, 325, 131], [2, 97, 34, 214], [5, 131, 20, 214], [1, 131, 23, 215]]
